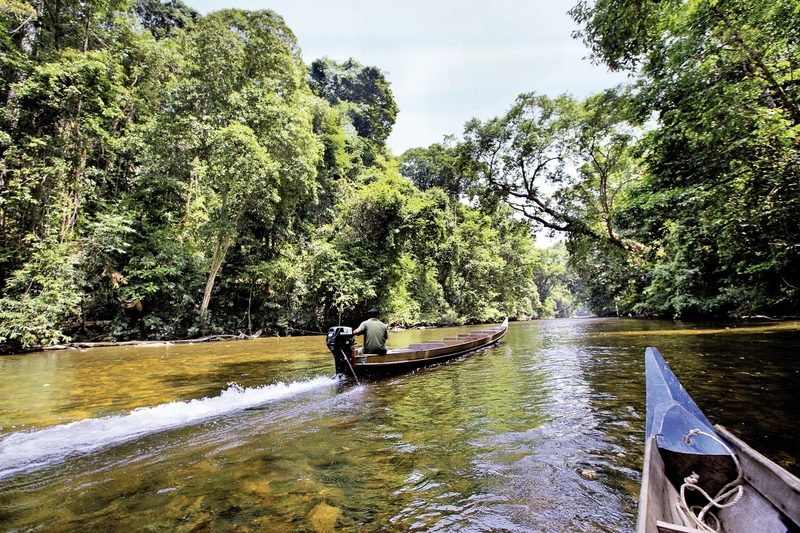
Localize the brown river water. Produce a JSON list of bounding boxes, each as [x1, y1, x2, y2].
[[1, 318, 798, 532]]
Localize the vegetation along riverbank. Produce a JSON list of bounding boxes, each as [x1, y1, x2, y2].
[[0, 0, 797, 354]]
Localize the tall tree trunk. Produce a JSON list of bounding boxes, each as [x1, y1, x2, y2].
[[18, 6, 39, 55], [199, 231, 233, 318], [60, 96, 85, 242], [82, 5, 91, 53], [246, 283, 253, 333], [6, 4, 41, 126], [53, 0, 62, 49]]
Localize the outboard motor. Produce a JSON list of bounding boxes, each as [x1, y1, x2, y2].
[[326, 326, 356, 377]]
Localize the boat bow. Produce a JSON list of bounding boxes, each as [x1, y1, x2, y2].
[[638, 347, 800, 533], [645, 347, 729, 456]]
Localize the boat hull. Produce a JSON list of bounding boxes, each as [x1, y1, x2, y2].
[[327, 318, 508, 379], [638, 347, 800, 533]]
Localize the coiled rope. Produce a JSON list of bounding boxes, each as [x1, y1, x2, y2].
[[675, 428, 744, 532]]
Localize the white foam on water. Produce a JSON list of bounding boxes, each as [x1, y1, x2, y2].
[[0, 375, 338, 480]]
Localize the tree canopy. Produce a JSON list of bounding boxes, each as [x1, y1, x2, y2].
[[0, 1, 572, 351], [1, 0, 795, 351], [569, 0, 800, 317]]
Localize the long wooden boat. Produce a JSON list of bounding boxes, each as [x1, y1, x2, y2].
[[325, 318, 508, 378], [638, 347, 800, 533]]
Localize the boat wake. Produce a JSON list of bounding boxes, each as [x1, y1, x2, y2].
[[0, 375, 338, 481]]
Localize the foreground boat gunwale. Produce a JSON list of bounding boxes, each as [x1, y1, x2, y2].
[[714, 424, 800, 528]]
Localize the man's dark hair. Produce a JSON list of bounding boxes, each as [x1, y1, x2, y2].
[[368, 307, 380, 318]]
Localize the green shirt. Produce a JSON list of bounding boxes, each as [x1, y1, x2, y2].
[[353, 318, 388, 353]]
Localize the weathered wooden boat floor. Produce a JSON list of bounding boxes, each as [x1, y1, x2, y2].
[[638, 429, 800, 533]]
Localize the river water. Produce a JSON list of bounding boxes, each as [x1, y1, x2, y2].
[[1, 319, 798, 532]]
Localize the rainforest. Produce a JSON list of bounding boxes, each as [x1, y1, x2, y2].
[[0, 0, 798, 351]]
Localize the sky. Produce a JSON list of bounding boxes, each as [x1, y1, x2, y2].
[[184, 0, 629, 155]]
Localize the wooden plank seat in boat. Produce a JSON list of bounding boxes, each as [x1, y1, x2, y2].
[[408, 342, 447, 350], [385, 340, 469, 356]]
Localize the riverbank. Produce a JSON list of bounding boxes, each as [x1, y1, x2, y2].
[[0, 317, 509, 356], [0, 331, 270, 356], [4, 314, 795, 356]]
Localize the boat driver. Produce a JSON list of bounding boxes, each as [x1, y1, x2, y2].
[[353, 307, 388, 355]]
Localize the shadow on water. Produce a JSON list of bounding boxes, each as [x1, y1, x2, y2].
[[0, 318, 798, 532]]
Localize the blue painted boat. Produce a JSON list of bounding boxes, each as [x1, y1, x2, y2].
[[638, 347, 800, 533]]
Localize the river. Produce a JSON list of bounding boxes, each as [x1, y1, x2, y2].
[[1, 318, 798, 532]]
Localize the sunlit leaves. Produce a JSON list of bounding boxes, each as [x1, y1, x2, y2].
[[0, 2, 558, 346], [0, 238, 82, 347], [398, 141, 468, 199], [309, 56, 398, 158], [573, 0, 800, 317]]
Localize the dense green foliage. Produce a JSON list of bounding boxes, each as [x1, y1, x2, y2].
[[0, 1, 575, 350], [3, 0, 792, 351], [412, 0, 800, 320], [569, 0, 800, 318]]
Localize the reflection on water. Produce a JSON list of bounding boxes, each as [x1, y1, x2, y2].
[[0, 319, 798, 532]]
